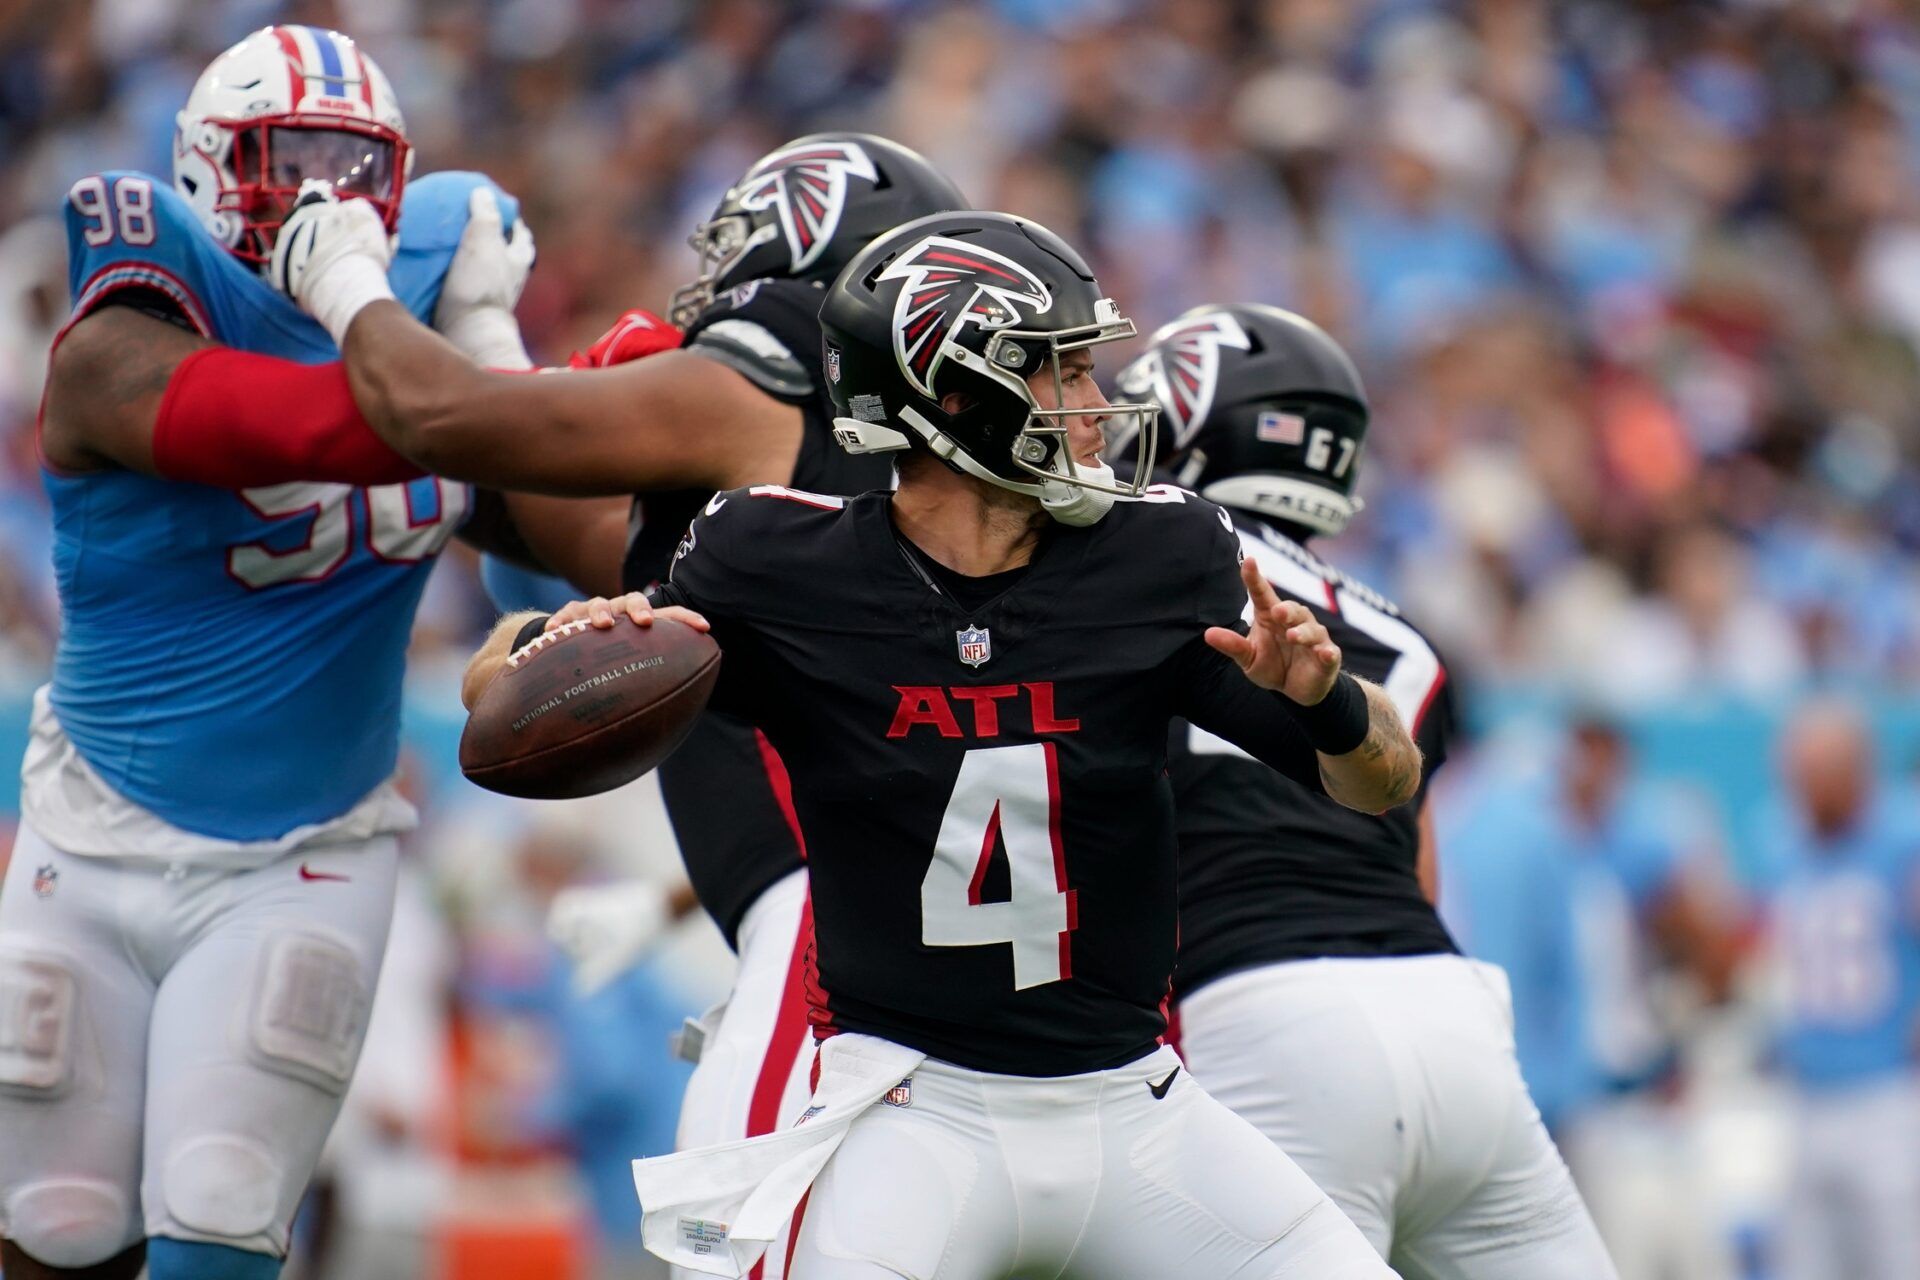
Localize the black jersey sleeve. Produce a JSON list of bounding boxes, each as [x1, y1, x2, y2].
[[679, 278, 824, 405], [650, 488, 772, 719], [1167, 639, 1326, 793], [1161, 497, 1326, 792]]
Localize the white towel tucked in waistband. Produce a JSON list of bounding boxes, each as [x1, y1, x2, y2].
[[632, 1032, 926, 1277]]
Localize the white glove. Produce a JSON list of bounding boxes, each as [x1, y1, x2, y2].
[[270, 180, 396, 348], [548, 878, 675, 996], [434, 186, 537, 370]]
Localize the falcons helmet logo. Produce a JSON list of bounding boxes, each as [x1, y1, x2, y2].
[[877, 235, 1053, 398], [1118, 310, 1252, 452], [732, 140, 878, 275]]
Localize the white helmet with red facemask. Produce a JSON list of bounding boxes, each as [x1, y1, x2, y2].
[[174, 25, 412, 268]]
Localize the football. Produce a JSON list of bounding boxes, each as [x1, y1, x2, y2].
[[460, 616, 722, 800]]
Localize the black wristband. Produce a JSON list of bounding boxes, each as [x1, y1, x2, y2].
[[1287, 671, 1370, 755], [510, 614, 551, 653]]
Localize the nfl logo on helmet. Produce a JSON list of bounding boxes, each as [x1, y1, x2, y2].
[[956, 626, 991, 668]]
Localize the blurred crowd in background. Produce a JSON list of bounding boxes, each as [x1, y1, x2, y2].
[[3, 0, 1920, 1278]]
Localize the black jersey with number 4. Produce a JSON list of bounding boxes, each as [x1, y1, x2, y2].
[[1172, 512, 1458, 1001], [622, 276, 896, 948], [653, 483, 1336, 1076]]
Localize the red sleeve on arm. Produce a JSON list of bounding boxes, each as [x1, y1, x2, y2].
[[151, 347, 425, 488]]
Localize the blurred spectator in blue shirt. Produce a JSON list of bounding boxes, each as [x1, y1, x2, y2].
[[1449, 714, 1743, 1279], [1437, 729, 1592, 1132], [1761, 698, 1920, 1280]]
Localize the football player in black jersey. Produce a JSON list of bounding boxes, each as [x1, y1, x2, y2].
[[466, 213, 1420, 1278], [266, 131, 967, 1280], [1114, 304, 1617, 1280]]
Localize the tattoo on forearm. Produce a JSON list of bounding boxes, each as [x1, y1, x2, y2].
[[1346, 682, 1422, 806]]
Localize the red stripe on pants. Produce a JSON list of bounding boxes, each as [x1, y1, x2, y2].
[[783, 1187, 814, 1277], [745, 891, 815, 1279]]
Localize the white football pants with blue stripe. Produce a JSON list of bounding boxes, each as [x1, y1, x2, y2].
[[0, 820, 396, 1266]]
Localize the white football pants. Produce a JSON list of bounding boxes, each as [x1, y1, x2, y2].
[[674, 869, 818, 1280], [785, 1041, 1394, 1279], [0, 819, 396, 1266], [1180, 954, 1617, 1280], [1778, 1073, 1920, 1280]]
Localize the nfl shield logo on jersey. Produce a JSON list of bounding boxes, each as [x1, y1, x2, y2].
[[31, 865, 57, 899], [956, 626, 991, 668]]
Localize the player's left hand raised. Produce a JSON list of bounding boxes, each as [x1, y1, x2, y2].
[[1206, 556, 1342, 704]]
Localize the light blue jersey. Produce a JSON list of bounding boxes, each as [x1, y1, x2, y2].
[[1438, 763, 1594, 1128], [1762, 794, 1920, 1091], [479, 554, 582, 615], [44, 170, 511, 840]]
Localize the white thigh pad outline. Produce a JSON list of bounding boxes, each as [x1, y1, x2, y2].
[[247, 930, 368, 1091], [160, 1134, 282, 1241], [0, 948, 77, 1094], [4, 1178, 138, 1267]]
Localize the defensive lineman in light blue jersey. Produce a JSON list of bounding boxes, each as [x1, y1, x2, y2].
[[1762, 700, 1920, 1280], [0, 27, 533, 1280], [45, 172, 482, 838]]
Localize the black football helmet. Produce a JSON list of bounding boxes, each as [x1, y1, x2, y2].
[[819, 210, 1158, 526], [1113, 303, 1368, 537], [668, 133, 969, 327]]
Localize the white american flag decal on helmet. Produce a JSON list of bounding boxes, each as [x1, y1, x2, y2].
[[732, 140, 878, 275], [877, 234, 1053, 398]]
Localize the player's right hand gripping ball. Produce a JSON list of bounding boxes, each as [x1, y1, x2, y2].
[[460, 616, 721, 799]]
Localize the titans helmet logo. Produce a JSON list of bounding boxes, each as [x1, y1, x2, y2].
[[877, 235, 1053, 398], [732, 140, 878, 275], [1117, 310, 1252, 452]]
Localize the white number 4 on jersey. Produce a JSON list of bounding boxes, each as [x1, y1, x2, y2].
[[921, 743, 1077, 990]]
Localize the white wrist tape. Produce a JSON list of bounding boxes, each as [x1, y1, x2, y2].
[[305, 253, 397, 351], [441, 306, 533, 370]]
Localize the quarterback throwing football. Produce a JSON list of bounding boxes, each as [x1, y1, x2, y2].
[[435, 212, 1425, 1278]]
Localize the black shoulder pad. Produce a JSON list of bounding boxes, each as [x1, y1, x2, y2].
[[667, 484, 850, 621], [681, 278, 826, 404], [1089, 486, 1246, 628]]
